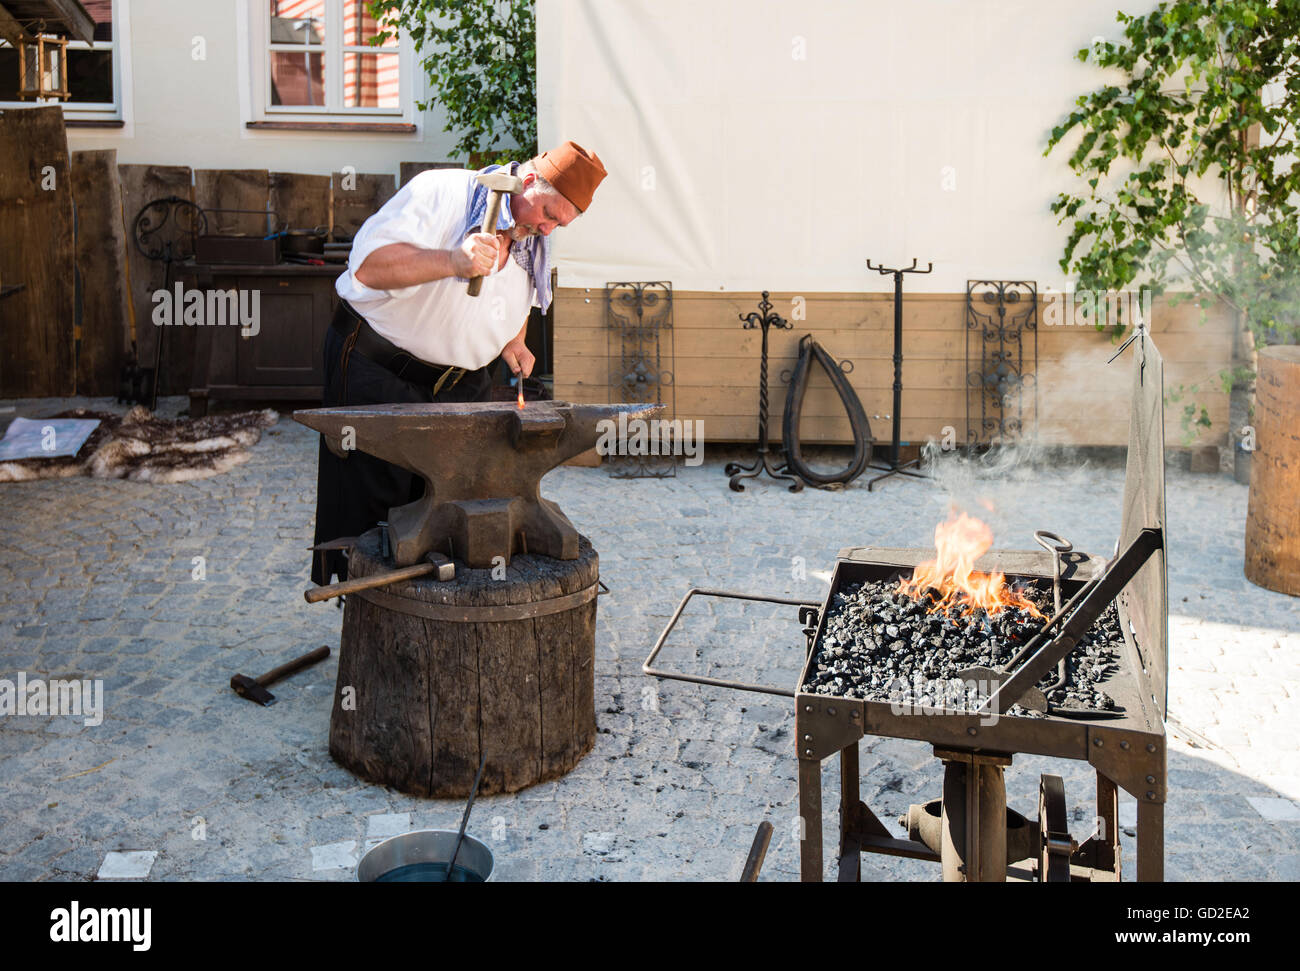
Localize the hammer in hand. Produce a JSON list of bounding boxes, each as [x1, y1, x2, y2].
[[466, 169, 524, 297], [231, 645, 331, 707]]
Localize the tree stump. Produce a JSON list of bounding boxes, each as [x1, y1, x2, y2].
[[330, 529, 599, 797], [1246, 345, 1300, 596]]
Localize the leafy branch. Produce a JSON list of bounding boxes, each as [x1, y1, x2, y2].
[[1046, 0, 1300, 347], [368, 0, 538, 165]]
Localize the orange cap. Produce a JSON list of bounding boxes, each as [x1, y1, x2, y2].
[[531, 140, 607, 212]]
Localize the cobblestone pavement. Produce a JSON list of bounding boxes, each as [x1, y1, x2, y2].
[[0, 397, 1296, 882]]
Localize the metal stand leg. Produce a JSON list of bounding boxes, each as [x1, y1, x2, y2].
[[866, 457, 929, 491], [838, 743, 861, 882], [798, 757, 823, 882], [1136, 799, 1164, 882], [1096, 771, 1120, 878]]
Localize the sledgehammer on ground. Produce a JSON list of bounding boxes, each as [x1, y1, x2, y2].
[[230, 645, 331, 707]]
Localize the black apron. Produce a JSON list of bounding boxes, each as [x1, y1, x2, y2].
[[310, 303, 491, 584]]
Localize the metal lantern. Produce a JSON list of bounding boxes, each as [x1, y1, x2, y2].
[[17, 32, 70, 101]]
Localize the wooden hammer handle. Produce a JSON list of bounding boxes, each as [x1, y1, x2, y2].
[[466, 192, 506, 297], [305, 561, 436, 603], [254, 645, 331, 688]]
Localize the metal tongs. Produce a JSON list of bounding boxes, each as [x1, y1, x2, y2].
[[958, 527, 1163, 717]]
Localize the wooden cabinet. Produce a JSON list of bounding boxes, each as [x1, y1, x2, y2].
[[181, 261, 344, 416]]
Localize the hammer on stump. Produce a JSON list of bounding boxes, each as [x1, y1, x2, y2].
[[231, 645, 331, 707], [466, 169, 524, 297], [304, 550, 455, 604]]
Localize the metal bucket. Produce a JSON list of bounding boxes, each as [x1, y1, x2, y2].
[[356, 829, 494, 883]]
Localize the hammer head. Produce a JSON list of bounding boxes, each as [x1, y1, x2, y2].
[[475, 171, 524, 194], [424, 551, 456, 581], [230, 673, 276, 707]]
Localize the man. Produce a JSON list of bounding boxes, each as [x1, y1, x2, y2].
[[311, 141, 608, 583]]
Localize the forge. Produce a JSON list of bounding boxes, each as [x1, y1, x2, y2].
[[645, 331, 1168, 882]]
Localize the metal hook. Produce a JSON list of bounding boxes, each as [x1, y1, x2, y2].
[[1033, 528, 1073, 610], [1106, 320, 1149, 367]]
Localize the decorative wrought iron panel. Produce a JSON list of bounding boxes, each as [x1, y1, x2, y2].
[[965, 280, 1038, 446], [606, 282, 676, 477]]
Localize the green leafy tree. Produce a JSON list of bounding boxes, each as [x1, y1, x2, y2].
[[368, 0, 537, 165], [1046, 0, 1300, 350]]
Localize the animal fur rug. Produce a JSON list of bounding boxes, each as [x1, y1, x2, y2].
[[0, 407, 278, 484]]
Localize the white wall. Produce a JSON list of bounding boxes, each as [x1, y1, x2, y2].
[[66, 0, 460, 179], [537, 0, 1228, 293]]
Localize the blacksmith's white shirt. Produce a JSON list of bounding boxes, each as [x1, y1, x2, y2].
[[335, 169, 533, 371]]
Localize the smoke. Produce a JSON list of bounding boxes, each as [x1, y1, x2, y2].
[[919, 440, 1100, 547], [916, 340, 1132, 549]]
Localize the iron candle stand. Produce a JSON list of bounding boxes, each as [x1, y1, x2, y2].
[[726, 291, 804, 492], [865, 258, 933, 491]]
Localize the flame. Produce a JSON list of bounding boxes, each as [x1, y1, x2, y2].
[[898, 510, 1043, 618], [517, 387, 525, 409]]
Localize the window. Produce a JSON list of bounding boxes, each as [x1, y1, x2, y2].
[[259, 0, 407, 118], [0, 0, 122, 119]]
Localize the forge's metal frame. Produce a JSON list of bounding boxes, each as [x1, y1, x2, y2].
[[793, 545, 1165, 882]]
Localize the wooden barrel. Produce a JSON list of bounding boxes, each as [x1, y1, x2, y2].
[[1245, 345, 1300, 596], [330, 529, 599, 797]]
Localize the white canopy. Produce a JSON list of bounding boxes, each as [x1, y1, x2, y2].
[[537, 0, 1197, 294]]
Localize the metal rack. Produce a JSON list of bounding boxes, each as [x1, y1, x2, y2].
[[965, 280, 1039, 447], [726, 291, 803, 492], [865, 259, 933, 490], [606, 281, 676, 478]]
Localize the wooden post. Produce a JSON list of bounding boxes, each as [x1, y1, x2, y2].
[[269, 171, 330, 233], [71, 149, 129, 396], [330, 171, 396, 241], [0, 105, 74, 397], [1245, 345, 1300, 595]]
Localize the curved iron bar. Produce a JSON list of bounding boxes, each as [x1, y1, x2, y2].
[[133, 196, 207, 263]]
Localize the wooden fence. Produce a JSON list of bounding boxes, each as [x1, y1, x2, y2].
[[552, 288, 1236, 448]]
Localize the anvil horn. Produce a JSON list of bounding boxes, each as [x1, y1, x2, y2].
[[557, 402, 665, 461]]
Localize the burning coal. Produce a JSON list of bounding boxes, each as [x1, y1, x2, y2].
[[804, 580, 1121, 715], [803, 511, 1122, 716], [897, 511, 1043, 618]]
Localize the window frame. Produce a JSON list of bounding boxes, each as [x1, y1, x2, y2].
[[255, 0, 413, 122]]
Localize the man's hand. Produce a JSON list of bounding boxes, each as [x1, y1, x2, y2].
[[502, 333, 535, 379], [453, 232, 500, 279]]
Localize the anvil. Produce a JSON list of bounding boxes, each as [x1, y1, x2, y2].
[[296, 400, 663, 569]]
